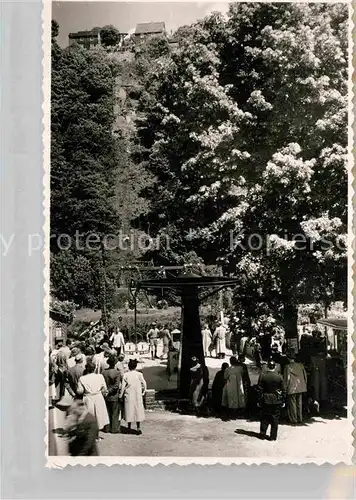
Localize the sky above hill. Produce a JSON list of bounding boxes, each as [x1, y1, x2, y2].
[[53, 1, 230, 47]]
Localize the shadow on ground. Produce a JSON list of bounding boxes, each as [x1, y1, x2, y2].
[[235, 429, 265, 440]]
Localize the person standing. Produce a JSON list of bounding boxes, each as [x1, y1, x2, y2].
[[102, 355, 122, 434], [257, 360, 286, 441], [115, 353, 126, 378], [189, 357, 210, 413], [67, 347, 79, 369], [84, 345, 95, 365], [67, 347, 87, 370], [222, 356, 250, 418], [230, 331, 241, 356], [160, 324, 172, 359], [77, 362, 109, 436], [92, 346, 104, 374], [55, 347, 69, 402], [119, 359, 147, 435], [254, 340, 263, 368], [240, 334, 249, 357], [213, 322, 227, 359], [50, 342, 60, 363], [284, 350, 308, 424], [202, 324, 212, 358], [67, 354, 85, 398], [259, 332, 272, 361], [228, 315, 241, 356], [309, 350, 328, 413], [94, 329, 105, 346], [65, 400, 99, 456], [211, 362, 229, 414], [58, 340, 71, 361], [270, 343, 288, 374], [49, 349, 58, 406], [93, 343, 111, 374], [147, 323, 160, 359], [110, 327, 126, 356]]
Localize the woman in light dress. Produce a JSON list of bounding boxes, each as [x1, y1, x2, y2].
[[201, 324, 212, 358], [160, 324, 172, 359], [119, 359, 147, 435], [213, 322, 227, 359], [77, 362, 109, 437]]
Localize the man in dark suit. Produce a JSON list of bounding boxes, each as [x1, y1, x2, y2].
[[257, 360, 286, 441], [102, 355, 122, 433], [66, 354, 85, 397]]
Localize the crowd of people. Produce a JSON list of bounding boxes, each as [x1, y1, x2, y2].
[[49, 319, 346, 453], [187, 345, 322, 442], [49, 331, 147, 456], [188, 323, 344, 441]]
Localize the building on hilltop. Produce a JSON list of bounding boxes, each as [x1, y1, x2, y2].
[[134, 21, 166, 41], [69, 27, 128, 49], [69, 28, 101, 49]]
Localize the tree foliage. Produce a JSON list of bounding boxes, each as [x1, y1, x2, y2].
[[51, 24, 121, 310], [100, 25, 121, 47], [136, 3, 348, 336]]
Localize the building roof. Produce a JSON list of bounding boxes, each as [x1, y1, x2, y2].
[[50, 309, 72, 324], [69, 28, 100, 38], [135, 22, 165, 35], [317, 317, 347, 330]]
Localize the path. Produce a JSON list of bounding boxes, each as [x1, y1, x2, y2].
[[49, 407, 350, 461]]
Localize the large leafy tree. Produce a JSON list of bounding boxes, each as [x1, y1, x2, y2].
[[136, 3, 348, 337], [225, 3, 348, 338], [51, 22, 121, 315]]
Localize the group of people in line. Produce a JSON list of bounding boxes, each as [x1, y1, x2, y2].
[[49, 319, 339, 453], [146, 322, 178, 360], [202, 322, 228, 359], [49, 335, 147, 456], [188, 342, 321, 441], [201, 321, 286, 362]]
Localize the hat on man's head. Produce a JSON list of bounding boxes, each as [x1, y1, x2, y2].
[[101, 342, 110, 351], [71, 347, 80, 357]]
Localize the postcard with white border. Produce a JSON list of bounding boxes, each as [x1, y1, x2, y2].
[[44, 0, 355, 467]]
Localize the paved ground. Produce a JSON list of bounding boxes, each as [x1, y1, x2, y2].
[[125, 351, 258, 392], [49, 352, 351, 461], [49, 406, 351, 462]]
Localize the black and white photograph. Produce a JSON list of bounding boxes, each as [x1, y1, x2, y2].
[[46, 0, 353, 465]]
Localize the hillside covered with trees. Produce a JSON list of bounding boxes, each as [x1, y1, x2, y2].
[[51, 2, 348, 337]]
